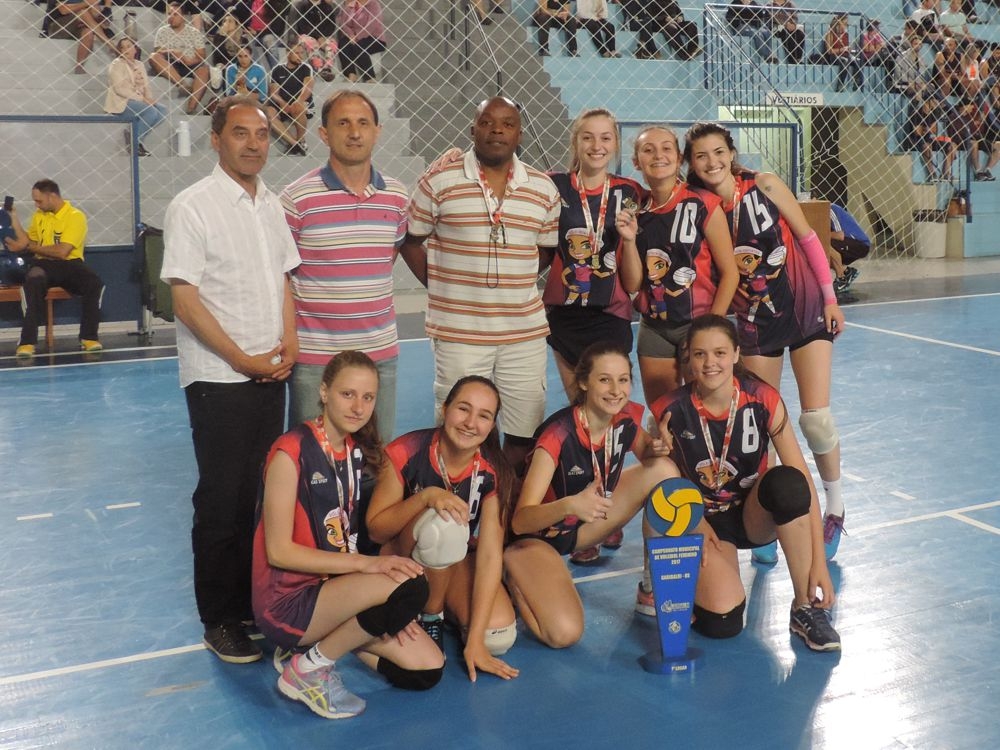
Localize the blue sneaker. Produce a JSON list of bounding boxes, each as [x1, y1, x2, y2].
[[278, 654, 366, 719], [751, 541, 778, 565], [824, 512, 846, 561]]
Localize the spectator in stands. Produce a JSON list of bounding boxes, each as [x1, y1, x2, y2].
[[904, 94, 955, 181], [980, 43, 1000, 84], [893, 31, 929, 97], [247, 0, 290, 71], [860, 19, 895, 90], [725, 0, 765, 37], [940, 0, 973, 42], [104, 37, 167, 157], [932, 36, 962, 97], [179, 0, 208, 30], [43, 0, 117, 74], [225, 45, 269, 102], [577, 0, 620, 58], [956, 97, 999, 180], [910, 0, 946, 46], [295, 0, 339, 82], [817, 13, 862, 91], [958, 40, 984, 99], [634, 0, 700, 61], [534, 0, 579, 57], [150, 2, 212, 115], [210, 11, 250, 67], [977, 79, 1000, 179], [752, 0, 804, 63], [3, 180, 104, 358], [337, 0, 387, 82], [266, 43, 314, 155], [204, 0, 251, 28]]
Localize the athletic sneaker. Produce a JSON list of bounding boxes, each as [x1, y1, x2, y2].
[[203, 622, 262, 663], [833, 266, 860, 295], [80, 339, 103, 353], [15, 344, 35, 359], [272, 645, 294, 674], [569, 545, 601, 565], [601, 528, 624, 549], [751, 541, 778, 565], [635, 582, 655, 617], [790, 605, 841, 652], [823, 512, 846, 561], [418, 614, 445, 653], [277, 654, 366, 719]]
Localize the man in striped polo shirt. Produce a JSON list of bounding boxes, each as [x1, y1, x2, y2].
[[282, 90, 409, 439], [400, 97, 561, 471]]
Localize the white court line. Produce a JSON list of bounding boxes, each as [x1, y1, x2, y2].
[[106, 502, 141, 510], [574, 565, 643, 584], [890, 490, 915, 501], [16, 513, 53, 521], [846, 322, 1000, 356], [948, 513, 1000, 536], [851, 499, 1000, 533], [0, 643, 208, 686], [844, 472, 866, 482], [842, 291, 1000, 309]]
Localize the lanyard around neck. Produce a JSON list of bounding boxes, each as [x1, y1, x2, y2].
[[575, 172, 611, 269], [310, 417, 356, 523], [577, 406, 613, 497], [694, 382, 740, 492]]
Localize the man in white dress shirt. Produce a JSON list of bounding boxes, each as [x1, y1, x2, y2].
[[161, 95, 300, 664]]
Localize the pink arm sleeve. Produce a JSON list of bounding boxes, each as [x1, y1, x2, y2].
[[797, 230, 837, 305]]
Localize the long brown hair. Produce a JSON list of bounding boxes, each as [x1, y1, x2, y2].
[[681, 122, 750, 190], [320, 351, 383, 474]]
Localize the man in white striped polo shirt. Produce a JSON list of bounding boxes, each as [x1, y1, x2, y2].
[[400, 97, 561, 471]]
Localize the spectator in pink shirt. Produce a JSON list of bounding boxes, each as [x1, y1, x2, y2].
[[337, 0, 387, 82]]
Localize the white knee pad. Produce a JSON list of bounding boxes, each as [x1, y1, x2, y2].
[[482, 622, 517, 656], [411, 508, 469, 569], [798, 407, 839, 455]]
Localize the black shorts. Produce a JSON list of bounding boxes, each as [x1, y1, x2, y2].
[[705, 505, 773, 550], [757, 326, 834, 358], [512, 525, 580, 556], [546, 305, 633, 367], [254, 580, 322, 650], [169, 59, 204, 78]]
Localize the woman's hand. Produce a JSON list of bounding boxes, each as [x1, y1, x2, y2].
[[693, 518, 723, 567], [463, 639, 520, 683], [615, 208, 638, 242], [426, 487, 470, 525], [809, 560, 836, 609], [359, 554, 424, 583], [824, 302, 845, 336], [646, 412, 673, 458], [567, 481, 612, 523]]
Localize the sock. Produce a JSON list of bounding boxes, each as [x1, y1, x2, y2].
[[299, 644, 336, 673], [420, 611, 444, 623], [821, 478, 844, 518]]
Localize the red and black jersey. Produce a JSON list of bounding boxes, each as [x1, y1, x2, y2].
[[542, 172, 642, 321], [650, 375, 781, 513], [251, 423, 364, 642], [632, 183, 723, 326], [529, 402, 644, 538], [726, 171, 826, 354], [384, 428, 499, 539]]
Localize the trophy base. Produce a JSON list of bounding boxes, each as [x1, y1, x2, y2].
[[639, 648, 704, 675]]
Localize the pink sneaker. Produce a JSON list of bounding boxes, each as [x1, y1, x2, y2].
[[635, 582, 655, 616]]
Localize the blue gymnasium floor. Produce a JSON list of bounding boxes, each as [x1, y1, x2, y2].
[[2, 274, 1000, 750]]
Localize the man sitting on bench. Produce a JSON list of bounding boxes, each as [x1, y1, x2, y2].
[[3, 179, 104, 358]]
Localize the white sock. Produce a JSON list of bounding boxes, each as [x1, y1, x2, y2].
[[420, 611, 444, 622], [822, 478, 844, 518], [299, 644, 336, 673]]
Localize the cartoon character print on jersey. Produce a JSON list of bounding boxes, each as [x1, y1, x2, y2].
[[562, 227, 611, 306], [695, 457, 738, 503], [734, 239, 784, 324], [644, 248, 695, 320]]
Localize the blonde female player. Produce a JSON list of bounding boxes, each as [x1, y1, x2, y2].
[[503, 341, 679, 647], [616, 124, 740, 408], [650, 314, 840, 652], [252, 351, 444, 720], [683, 122, 847, 561], [366, 376, 520, 682]]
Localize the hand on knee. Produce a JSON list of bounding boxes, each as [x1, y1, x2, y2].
[[356, 575, 429, 637]]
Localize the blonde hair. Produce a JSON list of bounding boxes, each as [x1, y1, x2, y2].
[[567, 107, 620, 172], [631, 124, 680, 162]]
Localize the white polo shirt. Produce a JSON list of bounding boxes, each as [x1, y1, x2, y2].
[[162, 164, 300, 387]]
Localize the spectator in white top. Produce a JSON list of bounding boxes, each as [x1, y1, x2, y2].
[[577, 0, 620, 58], [910, 0, 946, 46], [149, 1, 212, 114], [940, 0, 973, 41]]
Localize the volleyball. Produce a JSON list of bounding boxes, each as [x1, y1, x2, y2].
[[645, 478, 705, 537], [672, 266, 696, 286]]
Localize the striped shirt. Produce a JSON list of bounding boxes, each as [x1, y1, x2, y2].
[[281, 164, 408, 365], [408, 150, 561, 345]]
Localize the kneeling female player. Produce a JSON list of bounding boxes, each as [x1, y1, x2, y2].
[[252, 351, 444, 720], [367, 376, 520, 682], [504, 341, 678, 648], [650, 315, 840, 651]]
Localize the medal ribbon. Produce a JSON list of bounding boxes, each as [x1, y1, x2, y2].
[[434, 431, 480, 499], [310, 417, 356, 549], [575, 172, 611, 269], [578, 406, 613, 497], [695, 381, 740, 491], [476, 162, 514, 231]]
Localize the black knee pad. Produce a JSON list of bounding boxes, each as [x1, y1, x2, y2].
[[376, 658, 443, 691], [757, 466, 811, 526], [691, 600, 746, 639], [356, 575, 429, 637]]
